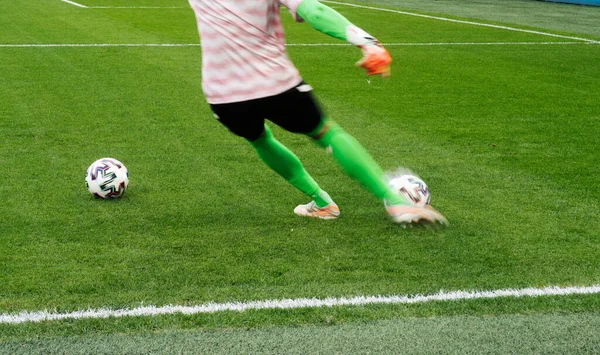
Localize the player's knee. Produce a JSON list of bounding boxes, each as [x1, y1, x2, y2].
[[249, 124, 273, 146], [309, 120, 343, 147]]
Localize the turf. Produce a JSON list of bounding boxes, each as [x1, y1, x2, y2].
[[3, 312, 600, 354], [1, 0, 599, 350], [352, 0, 600, 37]]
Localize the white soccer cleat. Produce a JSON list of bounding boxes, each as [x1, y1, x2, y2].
[[386, 204, 448, 227], [294, 201, 340, 220]]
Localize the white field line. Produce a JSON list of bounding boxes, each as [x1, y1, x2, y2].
[[322, 0, 600, 44], [0, 43, 199, 48], [90, 6, 184, 8], [288, 42, 593, 46], [1, 42, 596, 48], [1, 285, 599, 324], [60, 0, 87, 8]]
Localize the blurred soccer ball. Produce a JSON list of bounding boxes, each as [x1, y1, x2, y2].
[[388, 174, 430, 207], [85, 158, 129, 199]]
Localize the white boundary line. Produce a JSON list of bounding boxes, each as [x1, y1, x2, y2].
[[1, 285, 599, 324], [1, 42, 596, 48], [288, 42, 595, 46], [0, 43, 200, 48], [60, 0, 88, 8], [90, 6, 184, 8], [322, 0, 600, 44], [59, 0, 185, 8]]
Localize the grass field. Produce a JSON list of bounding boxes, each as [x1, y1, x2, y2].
[[1, 0, 600, 352]]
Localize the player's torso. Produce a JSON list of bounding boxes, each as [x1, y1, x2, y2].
[[188, 0, 301, 104]]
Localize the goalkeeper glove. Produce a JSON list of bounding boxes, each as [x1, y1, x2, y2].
[[346, 25, 391, 77], [356, 42, 391, 77]]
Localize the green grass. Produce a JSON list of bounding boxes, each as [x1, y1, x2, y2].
[[354, 0, 600, 38], [1, 0, 600, 351], [3, 312, 600, 354]]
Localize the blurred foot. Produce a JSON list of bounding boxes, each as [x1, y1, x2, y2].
[[386, 204, 448, 227], [294, 201, 340, 220]]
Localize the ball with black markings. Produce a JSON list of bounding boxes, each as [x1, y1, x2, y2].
[[85, 158, 129, 199], [388, 174, 430, 207]]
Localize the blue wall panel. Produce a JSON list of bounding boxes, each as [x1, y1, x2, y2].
[[545, 0, 600, 5]]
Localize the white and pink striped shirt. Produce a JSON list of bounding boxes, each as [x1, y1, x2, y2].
[[188, 0, 304, 104]]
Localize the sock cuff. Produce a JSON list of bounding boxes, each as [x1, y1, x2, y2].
[[310, 119, 346, 148], [249, 124, 274, 147], [308, 118, 334, 138]]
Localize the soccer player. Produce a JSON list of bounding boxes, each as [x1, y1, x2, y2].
[[188, 0, 448, 226]]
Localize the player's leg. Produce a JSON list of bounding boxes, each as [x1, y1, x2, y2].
[[310, 120, 407, 205], [267, 83, 447, 226], [250, 123, 338, 217], [267, 83, 405, 204], [210, 100, 338, 219], [312, 120, 447, 226]]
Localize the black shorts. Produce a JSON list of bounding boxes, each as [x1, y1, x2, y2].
[[209, 82, 324, 142]]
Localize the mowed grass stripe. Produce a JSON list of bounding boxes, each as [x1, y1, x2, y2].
[[3, 313, 600, 354], [1, 0, 577, 45], [57, 0, 600, 44]]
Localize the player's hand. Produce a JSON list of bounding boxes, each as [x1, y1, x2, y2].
[[356, 43, 392, 78]]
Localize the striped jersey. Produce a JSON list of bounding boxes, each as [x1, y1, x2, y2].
[[188, 0, 304, 104]]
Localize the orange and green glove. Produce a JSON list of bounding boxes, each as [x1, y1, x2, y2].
[[296, 0, 392, 77]]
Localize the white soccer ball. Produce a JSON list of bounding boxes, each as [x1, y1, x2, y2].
[[388, 174, 430, 207], [85, 158, 129, 199]]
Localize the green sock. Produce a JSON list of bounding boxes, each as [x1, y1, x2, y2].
[[311, 120, 407, 206], [249, 125, 334, 208]]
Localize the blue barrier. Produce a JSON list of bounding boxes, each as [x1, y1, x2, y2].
[[545, 0, 600, 5]]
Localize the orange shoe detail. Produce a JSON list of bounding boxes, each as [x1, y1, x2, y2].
[[294, 201, 340, 220]]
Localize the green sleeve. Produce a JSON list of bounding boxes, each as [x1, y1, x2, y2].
[[296, 0, 352, 41]]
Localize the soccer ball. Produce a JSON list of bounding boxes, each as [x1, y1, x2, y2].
[[85, 158, 129, 199], [388, 174, 430, 207]]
